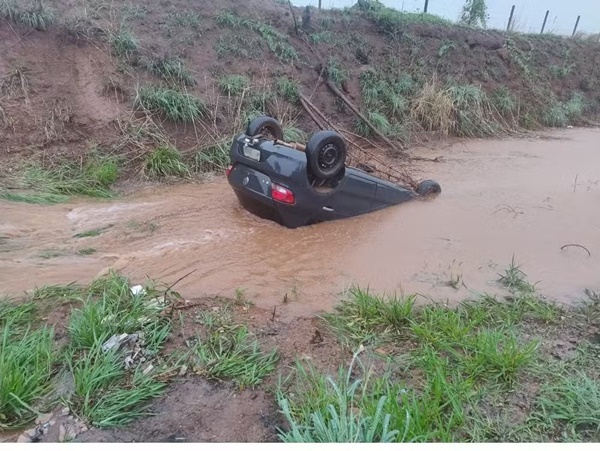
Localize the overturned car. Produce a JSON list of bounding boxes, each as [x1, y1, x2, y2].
[[226, 116, 441, 228]]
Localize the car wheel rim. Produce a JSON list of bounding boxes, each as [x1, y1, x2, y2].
[[318, 144, 338, 170]]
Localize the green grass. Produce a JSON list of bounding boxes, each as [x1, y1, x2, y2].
[[136, 86, 207, 123], [77, 248, 97, 256], [193, 309, 278, 389], [0, 321, 55, 428], [0, 190, 68, 205], [73, 225, 113, 238], [446, 84, 498, 137], [214, 34, 263, 59], [322, 288, 415, 346], [491, 86, 518, 116], [194, 140, 230, 173], [216, 11, 297, 63], [358, 1, 450, 37], [69, 346, 167, 427], [497, 256, 535, 293], [1, 0, 55, 31], [141, 56, 196, 86], [3, 155, 119, 203], [325, 58, 349, 85], [165, 10, 200, 29], [144, 146, 189, 178], [109, 29, 139, 59], [276, 77, 300, 104], [28, 283, 84, 303], [283, 124, 307, 143], [217, 74, 251, 97], [530, 373, 600, 440]]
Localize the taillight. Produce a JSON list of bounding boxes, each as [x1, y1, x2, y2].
[[271, 183, 295, 205], [226, 165, 233, 177]]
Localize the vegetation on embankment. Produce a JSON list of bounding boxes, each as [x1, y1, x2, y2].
[[1, 0, 599, 200], [1, 261, 600, 442]]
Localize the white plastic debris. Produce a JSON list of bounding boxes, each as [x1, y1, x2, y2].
[[130, 285, 146, 296], [101, 333, 138, 352]]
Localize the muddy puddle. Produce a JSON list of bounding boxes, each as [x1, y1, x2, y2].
[[1, 129, 599, 318]]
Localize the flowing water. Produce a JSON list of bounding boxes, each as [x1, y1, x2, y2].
[[1, 129, 599, 318]]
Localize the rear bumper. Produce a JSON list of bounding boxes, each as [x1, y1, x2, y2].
[[228, 164, 309, 228]]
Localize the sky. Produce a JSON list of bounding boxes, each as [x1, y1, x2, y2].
[[292, 0, 600, 35]]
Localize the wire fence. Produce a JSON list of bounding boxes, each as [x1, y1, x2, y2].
[[297, 1, 599, 37]]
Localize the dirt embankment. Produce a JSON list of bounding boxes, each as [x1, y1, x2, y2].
[[1, 0, 599, 175]]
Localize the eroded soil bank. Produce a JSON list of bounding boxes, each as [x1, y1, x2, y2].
[[1, 129, 599, 318]]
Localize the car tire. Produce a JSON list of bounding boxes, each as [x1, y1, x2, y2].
[[305, 130, 347, 180], [246, 116, 284, 141], [416, 179, 441, 196]]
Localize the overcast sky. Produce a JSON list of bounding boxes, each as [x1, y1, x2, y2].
[[293, 0, 600, 35]]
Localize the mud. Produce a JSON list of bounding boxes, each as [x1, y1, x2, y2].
[[2, 129, 600, 317]]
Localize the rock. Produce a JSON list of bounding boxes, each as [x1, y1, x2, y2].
[[59, 424, 66, 442], [36, 412, 54, 425], [24, 428, 38, 438], [60, 407, 71, 417], [178, 364, 188, 376], [17, 434, 31, 443]]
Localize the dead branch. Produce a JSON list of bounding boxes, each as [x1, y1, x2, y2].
[[560, 244, 591, 257], [325, 79, 407, 155], [299, 96, 326, 130]]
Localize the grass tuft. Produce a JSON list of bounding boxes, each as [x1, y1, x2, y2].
[[194, 140, 230, 174], [109, 28, 139, 59], [276, 77, 300, 104], [136, 86, 207, 123], [144, 146, 189, 179], [1, 0, 55, 31], [217, 74, 251, 97], [193, 309, 278, 389], [141, 56, 196, 86]]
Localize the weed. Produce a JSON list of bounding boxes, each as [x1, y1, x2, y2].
[[446, 83, 498, 137], [530, 373, 600, 440], [0, 191, 68, 205], [68, 272, 171, 350], [136, 86, 207, 123], [28, 283, 84, 303], [283, 125, 307, 143], [64, 13, 98, 42], [141, 56, 196, 86], [278, 363, 400, 442], [38, 249, 66, 259], [69, 345, 167, 427], [491, 86, 517, 116], [193, 316, 278, 389], [122, 3, 148, 21], [73, 225, 112, 238], [411, 79, 454, 135], [3, 0, 55, 31], [144, 146, 189, 179], [276, 77, 300, 104], [109, 29, 139, 59], [322, 288, 414, 346], [309, 30, 335, 45], [438, 40, 457, 58], [77, 248, 97, 256], [12, 156, 118, 200], [165, 10, 200, 29], [0, 322, 55, 427], [194, 140, 230, 174], [498, 257, 535, 293], [0, 66, 30, 100], [325, 58, 348, 85], [215, 34, 263, 59], [217, 74, 251, 97], [216, 11, 297, 63]]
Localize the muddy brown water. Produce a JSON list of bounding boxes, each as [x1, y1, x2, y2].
[[1, 129, 599, 318]]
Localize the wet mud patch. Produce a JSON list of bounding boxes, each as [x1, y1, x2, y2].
[[74, 379, 279, 443]]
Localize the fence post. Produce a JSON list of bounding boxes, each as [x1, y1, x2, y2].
[[318, 0, 322, 10], [540, 10, 549, 34], [424, 0, 429, 13], [572, 15, 580, 37], [506, 5, 516, 32]]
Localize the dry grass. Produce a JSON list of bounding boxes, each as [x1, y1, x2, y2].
[[0, 67, 31, 102], [42, 100, 72, 143], [410, 78, 454, 136]]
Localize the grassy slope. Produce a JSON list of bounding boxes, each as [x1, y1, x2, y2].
[[1, 0, 600, 201]]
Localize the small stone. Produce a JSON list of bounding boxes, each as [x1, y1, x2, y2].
[[60, 407, 70, 416], [49, 420, 56, 427], [59, 424, 66, 442], [17, 434, 31, 443], [178, 365, 188, 376], [79, 424, 89, 434], [24, 428, 38, 437], [36, 412, 53, 425]]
